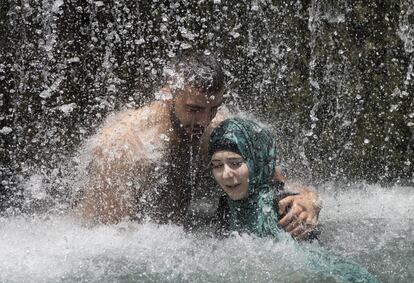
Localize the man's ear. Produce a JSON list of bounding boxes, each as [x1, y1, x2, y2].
[[157, 87, 173, 100], [274, 166, 285, 182], [160, 86, 170, 93]]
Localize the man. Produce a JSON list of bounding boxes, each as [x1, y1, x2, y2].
[[75, 53, 320, 240]]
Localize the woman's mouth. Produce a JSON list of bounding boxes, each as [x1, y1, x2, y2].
[[225, 184, 241, 190]]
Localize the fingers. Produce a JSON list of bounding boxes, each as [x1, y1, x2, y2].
[[285, 219, 300, 233], [278, 204, 302, 228], [292, 221, 316, 241], [277, 193, 320, 241], [277, 195, 294, 216], [292, 216, 317, 240], [284, 210, 307, 233], [280, 209, 317, 240]]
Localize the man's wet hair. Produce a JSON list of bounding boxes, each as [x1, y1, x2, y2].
[[163, 52, 225, 96]]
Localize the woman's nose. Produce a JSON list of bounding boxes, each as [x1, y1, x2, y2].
[[222, 164, 235, 179]]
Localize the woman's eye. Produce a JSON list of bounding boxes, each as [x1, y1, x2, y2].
[[211, 163, 223, 169], [230, 162, 241, 167], [229, 161, 244, 169]]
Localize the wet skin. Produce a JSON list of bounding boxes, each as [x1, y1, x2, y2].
[[211, 151, 249, 201], [172, 87, 223, 139], [76, 85, 320, 240]]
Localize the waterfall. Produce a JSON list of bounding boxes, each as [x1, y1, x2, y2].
[[0, 1, 413, 281]]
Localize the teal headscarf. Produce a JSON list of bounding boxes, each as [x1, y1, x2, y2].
[[209, 118, 378, 282], [208, 118, 284, 238]]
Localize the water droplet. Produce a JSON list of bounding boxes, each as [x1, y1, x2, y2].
[[0, 127, 13, 135], [262, 206, 271, 214]]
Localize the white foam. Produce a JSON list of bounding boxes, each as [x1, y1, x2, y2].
[[1, 183, 412, 282], [0, 216, 307, 282], [319, 183, 414, 221]]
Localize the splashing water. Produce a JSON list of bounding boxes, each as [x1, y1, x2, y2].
[[1, 1, 413, 282], [0, 183, 413, 282]]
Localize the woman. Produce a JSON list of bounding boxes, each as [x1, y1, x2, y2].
[[208, 117, 378, 282], [209, 117, 286, 238]]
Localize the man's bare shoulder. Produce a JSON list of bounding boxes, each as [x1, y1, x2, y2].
[[91, 101, 172, 161], [101, 101, 169, 135]]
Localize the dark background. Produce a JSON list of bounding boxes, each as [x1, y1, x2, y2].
[[1, 0, 413, 211]]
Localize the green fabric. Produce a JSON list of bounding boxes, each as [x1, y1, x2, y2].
[[209, 117, 379, 283], [208, 117, 284, 238]]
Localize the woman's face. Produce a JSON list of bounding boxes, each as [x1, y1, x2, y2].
[[211, 150, 249, 200]]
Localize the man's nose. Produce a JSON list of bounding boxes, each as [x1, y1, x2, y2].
[[197, 110, 212, 127]]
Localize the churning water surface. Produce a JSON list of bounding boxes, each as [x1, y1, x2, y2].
[[0, 183, 413, 283]]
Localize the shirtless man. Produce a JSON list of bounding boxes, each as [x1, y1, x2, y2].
[[75, 53, 320, 239]]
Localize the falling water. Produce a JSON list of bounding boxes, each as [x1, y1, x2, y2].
[[398, 0, 414, 145], [1, 0, 413, 282]]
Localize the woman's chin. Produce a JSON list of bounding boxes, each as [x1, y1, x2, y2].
[[227, 192, 248, 201]]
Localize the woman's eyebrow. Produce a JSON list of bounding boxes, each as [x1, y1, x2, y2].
[[227, 157, 243, 161], [211, 157, 243, 163]]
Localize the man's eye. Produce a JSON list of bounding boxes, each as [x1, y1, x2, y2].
[[188, 107, 200, 113]]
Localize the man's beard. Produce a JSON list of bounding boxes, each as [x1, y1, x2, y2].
[[183, 125, 205, 140], [169, 108, 205, 144]]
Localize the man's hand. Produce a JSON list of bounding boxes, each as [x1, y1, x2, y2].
[[277, 189, 321, 240]]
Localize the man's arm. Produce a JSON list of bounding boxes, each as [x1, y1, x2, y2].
[[274, 167, 322, 240], [73, 146, 146, 224], [73, 117, 152, 224], [74, 180, 138, 224]]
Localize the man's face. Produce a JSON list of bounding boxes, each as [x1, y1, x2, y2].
[[173, 86, 223, 139]]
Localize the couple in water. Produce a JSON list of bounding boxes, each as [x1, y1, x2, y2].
[[76, 52, 319, 239], [208, 117, 378, 282], [75, 52, 377, 281]]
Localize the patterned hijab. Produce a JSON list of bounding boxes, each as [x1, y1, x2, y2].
[[208, 118, 284, 238]]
